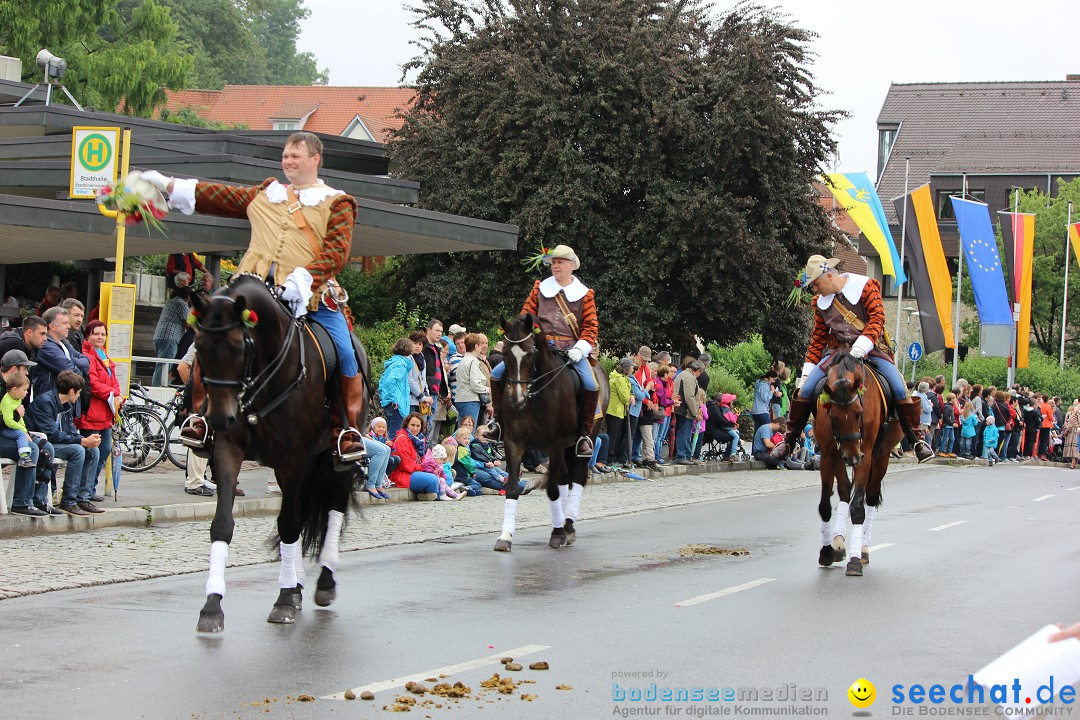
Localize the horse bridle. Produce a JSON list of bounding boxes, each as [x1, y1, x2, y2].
[[502, 333, 571, 400], [826, 373, 864, 444], [196, 294, 308, 422]]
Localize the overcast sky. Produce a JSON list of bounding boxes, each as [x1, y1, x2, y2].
[[297, 0, 1079, 177]]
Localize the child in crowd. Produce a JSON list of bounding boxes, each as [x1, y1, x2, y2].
[[983, 416, 1000, 466], [421, 444, 465, 500], [469, 425, 524, 494], [958, 401, 978, 458], [369, 416, 400, 479], [447, 428, 483, 496], [1, 374, 36, 467], [939, 392, 957, 457]]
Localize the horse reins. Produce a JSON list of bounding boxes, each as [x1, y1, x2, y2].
[[502, 334, 572, 399]]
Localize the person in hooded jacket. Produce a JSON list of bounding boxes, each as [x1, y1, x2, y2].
[[378, 338, 416, 438]]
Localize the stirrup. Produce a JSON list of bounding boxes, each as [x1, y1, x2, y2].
[[576, 435, 593, 457], [179, 415, 209, 449], [335, 427, 367, 463], [486, 419, 501, 441], [913, 440, 936, 464]]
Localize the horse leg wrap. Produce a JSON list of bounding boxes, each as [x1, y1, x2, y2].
[[863, 506, 876, 547], [294, 547, 307, 588], [849, 524, 864, 561], [205, 540, 228, 598], [549, 498, 566, 529], [501, 498, 518, 538], [565, 484, 584, 522], [319, 510, 344, 573], [278, 540, 300, 589], [559, 483, 571, 514], [833, 501, 850, 543], [820, 520, 832, 547]]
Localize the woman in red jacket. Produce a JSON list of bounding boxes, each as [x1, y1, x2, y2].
[[75, 320, 124, 497], [388, 412, 440, 494]]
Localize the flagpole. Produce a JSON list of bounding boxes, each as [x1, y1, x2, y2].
[[894, 157, 910, 355], [951, 175, 967, 390], [1007, 189, 1019, 388], [1063, 201, 1073, 369]]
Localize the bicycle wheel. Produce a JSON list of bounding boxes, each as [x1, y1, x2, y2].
[[165, 425, 188, 471], [116, 407, 168, 472]]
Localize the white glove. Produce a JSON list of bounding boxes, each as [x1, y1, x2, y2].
[[137, 170, 173, 193], [851, 335, 874, 359], [567, 348, 584, 363], [795, 374, 807, 391], [280, 267, 314, 318]]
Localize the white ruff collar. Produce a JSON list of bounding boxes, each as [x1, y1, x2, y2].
[[265, 180, 343, 206], [817, 273, 870, 310], [540, 275, 589, 302]]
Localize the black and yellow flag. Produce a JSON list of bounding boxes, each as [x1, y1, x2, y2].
[[892, 184, 955, 353]]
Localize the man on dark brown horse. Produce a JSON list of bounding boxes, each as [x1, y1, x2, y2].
[[488, 244, 601, 457], [775, 255, 934, 463]]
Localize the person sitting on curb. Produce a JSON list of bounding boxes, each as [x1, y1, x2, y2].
[[752, 417, 787, 469]]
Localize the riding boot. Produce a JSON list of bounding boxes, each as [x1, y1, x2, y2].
[[180, 364, 212, 456], [897, 398, 935, 463], [487, 379, 505, 441], [770, 397, 813, 460], [332, 374, 367, 463], [576, 389, 600, 457]]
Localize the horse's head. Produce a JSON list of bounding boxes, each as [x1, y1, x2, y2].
[[191, 275, 282, 431], [823, 350, 866, 467], [499, 312, 542, 411]]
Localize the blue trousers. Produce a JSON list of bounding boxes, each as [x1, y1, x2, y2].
[[408, 471, 440, 494], [309, 302, 357, 377], [491, 352, 598, 391], [799, 352, 907, 401], [362, 437, 390, 489], [674, 414, 694, 460], [3, 436, 43, 509]]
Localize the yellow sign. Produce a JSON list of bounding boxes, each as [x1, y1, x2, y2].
[[99, 282, 137, 397], [70, 126, 120, 199]]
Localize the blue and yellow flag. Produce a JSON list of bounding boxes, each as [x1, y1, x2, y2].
[[824, 172, 907, 284]]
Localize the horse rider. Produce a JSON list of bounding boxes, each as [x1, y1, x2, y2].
[[774, 255, 935, 463], [488, 244, 601, 457], [139, 132, 365, 463]]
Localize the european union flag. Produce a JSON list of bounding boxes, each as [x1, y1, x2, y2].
[[950, 197, 1012, 326]]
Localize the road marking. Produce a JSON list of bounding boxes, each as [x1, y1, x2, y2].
[[928, 521, 967, 532], [868, 543, 894, 552], [1033, 494, 1055, 502], [1067, 486, 1080, 491], [675, 578, 775, 608], [322, 644, 552, 700]]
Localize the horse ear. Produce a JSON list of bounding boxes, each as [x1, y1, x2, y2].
[[520, 312, 534, 330], [499, 317, 508, 332], [234, 294, 247, 317]]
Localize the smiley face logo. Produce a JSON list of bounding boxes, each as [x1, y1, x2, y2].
[[848, 678, 876, 708]]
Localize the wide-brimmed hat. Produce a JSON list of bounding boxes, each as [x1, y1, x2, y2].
[[544, 244, 580, 270], [803, 255, 842, 285]]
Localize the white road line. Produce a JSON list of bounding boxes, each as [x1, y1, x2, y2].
[[928, 521, 968, 532], [322, 644, 552, 700], [1033, 494, 1055, 502], [1067, 486, 1080, 491], [675, 578, 775, 608], [868, 543, 894, 552]]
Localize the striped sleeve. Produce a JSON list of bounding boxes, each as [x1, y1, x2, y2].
[[520, 280, 541, 317], [193, 178, 273, 219], [305, 194, 357, 290], [579, 289, 598, 346], [805, 296, 828, 365], [860, 278, 886, 344]]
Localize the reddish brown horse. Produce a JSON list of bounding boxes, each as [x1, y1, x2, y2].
[[814, 350, 904, 576]]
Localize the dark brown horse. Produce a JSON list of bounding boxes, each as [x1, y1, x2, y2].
[[814, 350, 904, 576], [492, 313, 610, 551], [190, 274, 367, 632]]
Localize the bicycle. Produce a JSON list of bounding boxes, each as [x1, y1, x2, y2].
[[114, 383, 188, 472]]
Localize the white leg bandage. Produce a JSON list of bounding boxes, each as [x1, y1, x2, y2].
[[279, 540, 300, 589], [863, 505, 876, 547], [549, 498, 566, 529], [559, 483, 570, 513], [205, 540, 229, 597], [565, 484, 584, 522], [319, 510, 344, 573], [294, 547, 307, 588], [849, 524, 864, 561], [833, 501, 850, 541], [501, 498, 518, 537], [820, 520, 832, 547]]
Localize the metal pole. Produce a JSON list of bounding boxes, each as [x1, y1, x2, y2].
[[1063, 201, 1073, 369], [1007, 189, 1019, 388], [894, 158, 911, 354], [951, 175, 967, 389]]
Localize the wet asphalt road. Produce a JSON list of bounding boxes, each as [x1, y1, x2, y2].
[[3, 463, 1080, 720]]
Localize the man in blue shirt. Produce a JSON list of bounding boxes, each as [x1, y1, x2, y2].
[[752, 418, 784, 469]]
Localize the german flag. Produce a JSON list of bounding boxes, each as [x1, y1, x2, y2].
[[999, 212, 1035, 368], [893, 184, 954, 353]]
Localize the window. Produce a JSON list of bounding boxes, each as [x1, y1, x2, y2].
[[878, 125, 898, 174], [272, 121, 299, 131], [936, 189, 984, 220]]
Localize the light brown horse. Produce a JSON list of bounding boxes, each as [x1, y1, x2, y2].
[[814, 350, 904, 576]]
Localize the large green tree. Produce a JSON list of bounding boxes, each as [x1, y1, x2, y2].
[[249, 0, 328, 86], [389, 0, 843, 358]]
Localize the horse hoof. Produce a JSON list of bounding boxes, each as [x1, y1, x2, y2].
[[818, 545, 834, 567], [862, 545, 870, 565], [291, 585, 303, 611], [549, 528, 566, 549], [563, 519, 576, 546], [494, 539, 512, 552], [196, 612, 224, 633], [845, 558, 863, 576], [314, 588, 337, 607], [267, 604, 296, 624]]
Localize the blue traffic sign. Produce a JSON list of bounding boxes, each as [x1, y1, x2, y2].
[[907, 342, 923, 363]]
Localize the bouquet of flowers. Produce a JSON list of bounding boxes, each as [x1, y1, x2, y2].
[[786, 270, 812, 307], [96, 170, 168, 235], [522, 243, 554, 273]]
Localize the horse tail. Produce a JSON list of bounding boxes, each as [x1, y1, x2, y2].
[[298, 450, 361, 558]]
